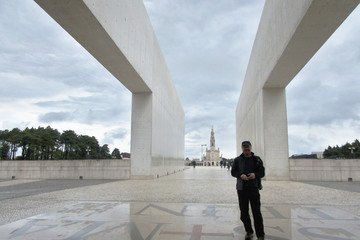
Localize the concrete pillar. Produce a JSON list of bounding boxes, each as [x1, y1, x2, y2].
[[130, 93, 153, 179], [262, 88, 289, 180], [236, 88, 289, 180], [130, 91, 185, 179]]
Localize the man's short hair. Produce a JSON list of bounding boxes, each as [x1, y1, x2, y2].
[[242, 141, 252, 147]]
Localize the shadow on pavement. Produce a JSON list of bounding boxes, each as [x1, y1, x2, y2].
[[299, 181, 360, 193], [0, 179, 118, 201]]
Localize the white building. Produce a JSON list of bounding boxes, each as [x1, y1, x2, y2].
[[312, 151, 324, 159], [203, 127, 222, 166]]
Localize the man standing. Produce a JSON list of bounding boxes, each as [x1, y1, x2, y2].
[[231, 141, 265, 240]]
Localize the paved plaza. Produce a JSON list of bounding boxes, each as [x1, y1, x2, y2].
[[0, 167, 359, 239]]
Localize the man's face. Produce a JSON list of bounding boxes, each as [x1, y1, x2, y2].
[[242, 145, 252, 155]]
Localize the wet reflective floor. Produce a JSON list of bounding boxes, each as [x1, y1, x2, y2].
[[0, 201, 359, 239], [0, 167, 360, 239]]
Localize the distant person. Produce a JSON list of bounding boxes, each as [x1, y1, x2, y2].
[[231, 141, 265, 240], [191, 160, 196, 168]]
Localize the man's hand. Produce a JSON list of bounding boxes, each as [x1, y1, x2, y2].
[[247, 173, 255, 180], [240, 174, 248, 181]]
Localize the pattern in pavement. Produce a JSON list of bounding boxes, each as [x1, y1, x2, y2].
[[0, 201, 359, 239], [0, 167, 359, 239]]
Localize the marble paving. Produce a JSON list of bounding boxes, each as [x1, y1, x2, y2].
[[0, 201, 359, 240]]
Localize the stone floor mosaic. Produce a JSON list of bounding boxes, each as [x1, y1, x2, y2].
[[0, 201, 359, 239]]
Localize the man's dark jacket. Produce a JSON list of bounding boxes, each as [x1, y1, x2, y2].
[[231, 152, 265, 190]]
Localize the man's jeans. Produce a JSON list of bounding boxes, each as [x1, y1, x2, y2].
[[237, 187, 265, 238]]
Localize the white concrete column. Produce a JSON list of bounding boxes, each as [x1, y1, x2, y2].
[[130, 92, 185, 179], [130, 93, 153, 179], [236, 88, 289, 180], [236, 92, 264, 158], [262, 88, 289, 180]]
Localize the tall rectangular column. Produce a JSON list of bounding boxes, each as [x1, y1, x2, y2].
[[130, 92, 184, 179], [262, 88, 289, 180], [130, 93, 153, 179]]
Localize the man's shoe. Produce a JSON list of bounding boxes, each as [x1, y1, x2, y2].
[[245, 232, 254, 240], [257, 237, 265, 240]]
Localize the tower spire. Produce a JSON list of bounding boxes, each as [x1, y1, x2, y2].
[[210, 126, 215, 148]]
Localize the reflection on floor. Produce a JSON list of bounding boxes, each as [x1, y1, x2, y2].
[[0, 201, 359, 240], [300, 181, 360, 194]]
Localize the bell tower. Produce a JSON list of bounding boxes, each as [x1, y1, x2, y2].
[[210, 127, 215, 149]]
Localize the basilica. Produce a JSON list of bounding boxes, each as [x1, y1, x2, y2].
[[203, 127, 222, 166]]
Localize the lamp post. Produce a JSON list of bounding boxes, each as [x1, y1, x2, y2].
[[12, 146, 18, 160], [348, 147, 355, 159]]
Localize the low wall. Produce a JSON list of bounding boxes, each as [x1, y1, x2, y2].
[[0, 159, 130, 180], [290, 159, 360, 181]]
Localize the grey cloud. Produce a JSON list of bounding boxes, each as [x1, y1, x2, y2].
[[36, 91, 131, 125], [0, 0, 129, 99], [102, 128, 128, 145], [36, 93, 130, 109], [38, 106, 130, 125], [287, 23, 360, 126], [288, 119, 360, 155], [39, 111, 74, 123], [287, 80, 360, 125], [0, 73, 67, 100], [288, 133, 314, 155], [145, 0, 264, 98]]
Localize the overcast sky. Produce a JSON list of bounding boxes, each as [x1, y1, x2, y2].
[[0, 0, 359, 159]]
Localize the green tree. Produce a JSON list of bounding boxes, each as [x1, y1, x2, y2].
[[77, 135, 100, 159], [99, 144, 111, 159], [27, 127, 42, 160], [323, 139, 360, 159], [20, 127, 32, 160], [42, 126, 61, 160], [353, 139, 360, 157], [0, 130, 10, 159], [18, 127, 61, 160], [0, 127, 118, 160], [60, 130, 78, 159], [8, 128, 21, 160], [111, 148, 122, 159]]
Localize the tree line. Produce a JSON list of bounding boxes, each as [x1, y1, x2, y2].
[[323, 139, 360, 159], [0, 126, 125, 160]]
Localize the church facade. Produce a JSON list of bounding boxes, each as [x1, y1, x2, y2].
[[203, 127, 222, 166]]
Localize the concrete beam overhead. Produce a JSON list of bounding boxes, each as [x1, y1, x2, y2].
[[35, 0, 185, 179]]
